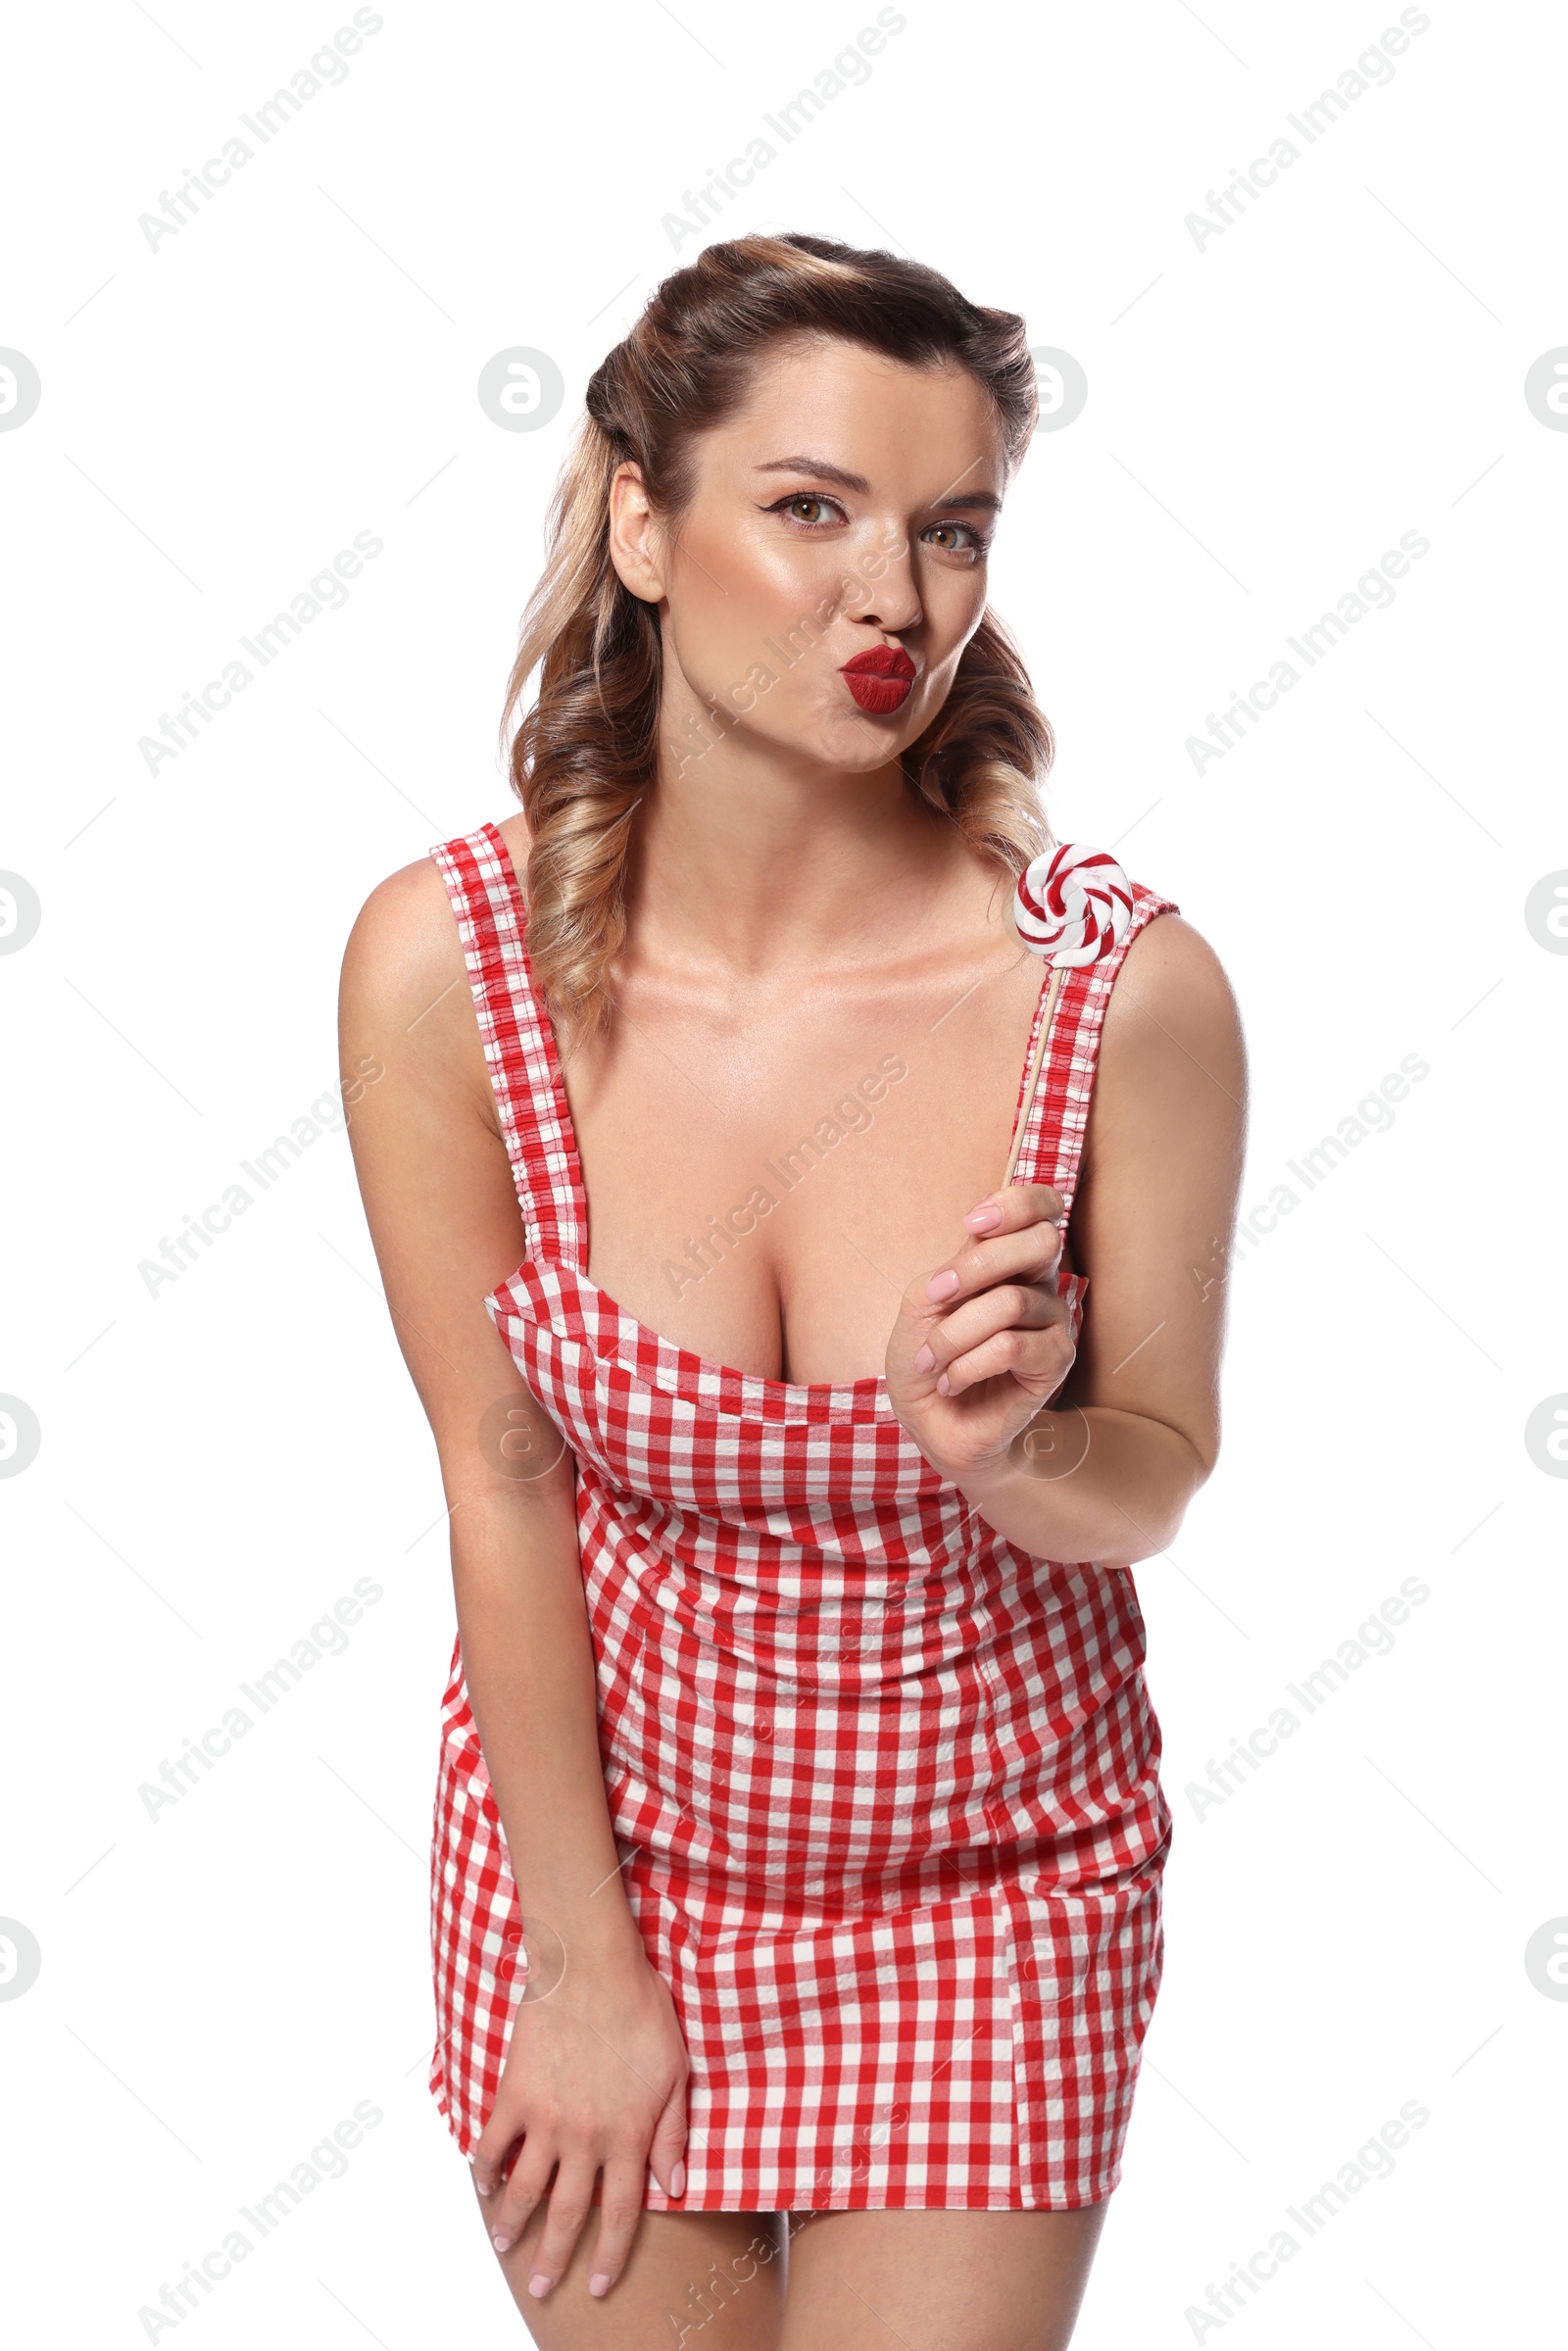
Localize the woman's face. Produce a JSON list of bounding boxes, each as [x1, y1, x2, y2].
[[610, 334, 1013, 778]]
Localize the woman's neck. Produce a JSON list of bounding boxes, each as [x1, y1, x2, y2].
[[624, 726, 984, 983]]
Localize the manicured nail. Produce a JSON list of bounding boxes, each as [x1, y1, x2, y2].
[[669, 2160, 686, 2197], [589, 2275, 611, 2298], [912, 1344, 934, 1373], [965, 1203, 1001, 1231], [528, 2273, 553, 2299], [492, 2231, 512, 2251], [926, 1269, 959, 1300]]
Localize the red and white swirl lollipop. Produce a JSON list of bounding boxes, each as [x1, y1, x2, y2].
[[1004, 843, 1134, 1185]]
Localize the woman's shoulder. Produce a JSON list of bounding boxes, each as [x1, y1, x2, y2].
[[1119, 902, 1233, 1001], [339, 843, 469, 1034], [341, 811, 534, 1005], [335, 841, 512, 1164], [494, 809, 533, 868], [1100, 906, 1246, 1101]]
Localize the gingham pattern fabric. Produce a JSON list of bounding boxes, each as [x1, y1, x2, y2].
[[427, 820, 1179, 2211]]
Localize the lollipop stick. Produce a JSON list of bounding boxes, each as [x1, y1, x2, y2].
[[1004, 960, 1068, 1189]]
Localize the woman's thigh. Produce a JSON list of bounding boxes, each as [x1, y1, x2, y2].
[[778, 2203, 1110, 2351], [473, 2180, 787, 2349]]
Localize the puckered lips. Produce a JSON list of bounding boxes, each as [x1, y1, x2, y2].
[[839, 643, 917, 714]]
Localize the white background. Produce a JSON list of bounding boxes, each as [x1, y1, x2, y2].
[[2, 1, 1564, 2343]]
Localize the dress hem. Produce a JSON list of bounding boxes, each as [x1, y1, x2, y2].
[[433, 2055, 1119, 2212]]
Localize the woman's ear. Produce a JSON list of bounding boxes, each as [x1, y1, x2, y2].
[[607, 462, 664, 604]]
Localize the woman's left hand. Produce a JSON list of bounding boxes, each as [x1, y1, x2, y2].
[[885, 1182, 1077, 1481]]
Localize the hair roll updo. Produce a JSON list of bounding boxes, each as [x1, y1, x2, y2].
[[501, 231, 1056, 1050]]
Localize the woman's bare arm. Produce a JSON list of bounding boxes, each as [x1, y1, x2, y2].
[[338, 854, 688, 2297], [886, 915, 1247, 1564]]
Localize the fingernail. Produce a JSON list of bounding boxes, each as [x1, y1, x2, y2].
[[528, 2273, 552, 2299], [926, 1269, 958, 1300], [589, 2275, 611, 2298], [669, 2160, 686, 2197], [492, 2232, 512, 2252], [912, 1344, 934, 1373], [965, 1203, 1001, 1230], [936, 1374, 952, 1396]]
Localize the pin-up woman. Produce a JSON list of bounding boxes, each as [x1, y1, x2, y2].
[[340, 232, 1244, 2349]]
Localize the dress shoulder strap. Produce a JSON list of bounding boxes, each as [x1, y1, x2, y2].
[[1009, 879, 1180, 1225], [428, 821, 585, 1267]]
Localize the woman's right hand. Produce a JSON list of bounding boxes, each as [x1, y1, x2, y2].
[[472, 1947, 691, 2302]]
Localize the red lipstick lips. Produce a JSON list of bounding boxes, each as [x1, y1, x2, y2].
[[839, 644, 917, 713]]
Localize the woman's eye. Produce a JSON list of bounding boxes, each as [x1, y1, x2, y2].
[[778, 494, 843, 527], [923, 520, 988, 557]]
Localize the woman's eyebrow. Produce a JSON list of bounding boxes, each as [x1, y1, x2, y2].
[[753, 457, 1003, 514], [754, 456, 871, 492]]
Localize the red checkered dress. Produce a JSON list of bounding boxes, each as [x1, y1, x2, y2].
[[427, 820, 1178, 2211]]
